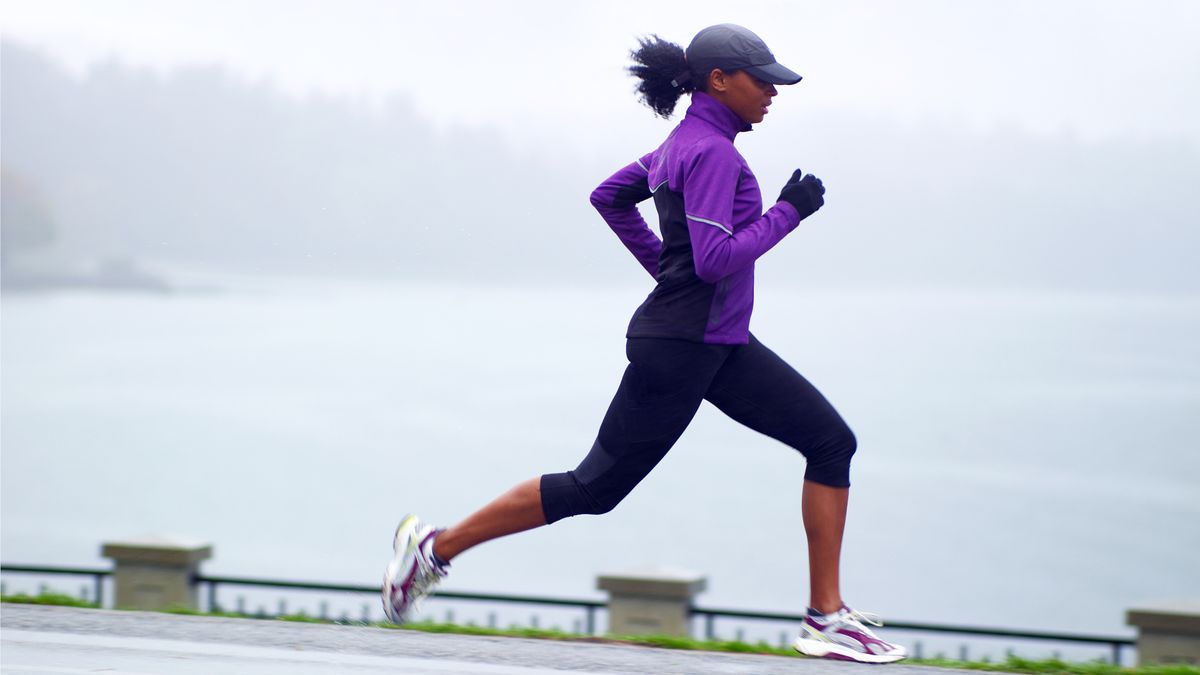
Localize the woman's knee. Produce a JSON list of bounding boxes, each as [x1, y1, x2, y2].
[[802, 422, 857, 487], [539, 470, 624, 524]]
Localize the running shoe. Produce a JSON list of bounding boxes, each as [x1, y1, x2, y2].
[[794, 605, 908, 663], [382, 514, 449, 624]]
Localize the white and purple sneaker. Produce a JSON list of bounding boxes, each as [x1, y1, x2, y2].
[[794, 605, 908, 663], [382, 514, 449, 624]]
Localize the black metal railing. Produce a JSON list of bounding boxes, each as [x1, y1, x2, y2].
[[690, 605, 1135, 665], [0, 563, 110, 607], [1, 563, 1136, 665], [195, 574, 605, 635]]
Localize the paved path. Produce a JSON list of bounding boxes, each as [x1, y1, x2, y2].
[[1, 604, 963, 674]]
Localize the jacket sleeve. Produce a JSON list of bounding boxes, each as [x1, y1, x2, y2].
[[589, 153, 662, 278], [680, 140, 801, 283]]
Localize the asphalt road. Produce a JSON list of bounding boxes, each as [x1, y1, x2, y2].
[[1, 604, 964, 674]]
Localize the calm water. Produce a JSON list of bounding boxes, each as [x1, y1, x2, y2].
[[3, 278, 1198, 653]]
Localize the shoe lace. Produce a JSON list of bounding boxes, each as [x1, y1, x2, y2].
[[840, 608, 886, 636], [407, 544, 449, 614]]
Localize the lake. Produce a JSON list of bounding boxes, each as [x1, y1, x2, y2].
[[3, 277, 1197, 658]]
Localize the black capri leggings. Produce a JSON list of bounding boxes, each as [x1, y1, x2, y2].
[[540, 333, 857, 524]]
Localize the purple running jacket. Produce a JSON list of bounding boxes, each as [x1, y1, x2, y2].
[[590, 91, 802, 344]]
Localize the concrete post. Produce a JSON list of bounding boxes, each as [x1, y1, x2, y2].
[[101, 536, 213, 611], [1127, 600, 1200, 665], [597, 566, 707, 637]]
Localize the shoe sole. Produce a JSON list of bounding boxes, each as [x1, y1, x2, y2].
[[794, 637, 907, 664]]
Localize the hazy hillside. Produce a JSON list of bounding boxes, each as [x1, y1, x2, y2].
[[2, 40, 1196, 292], [0, 41, 621, 285]]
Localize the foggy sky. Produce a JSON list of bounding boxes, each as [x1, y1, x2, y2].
[[4, 0, 1198, 153], [1, 1, 1198, 293]]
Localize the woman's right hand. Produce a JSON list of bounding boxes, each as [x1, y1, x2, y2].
[[777, 169, 826, 220]]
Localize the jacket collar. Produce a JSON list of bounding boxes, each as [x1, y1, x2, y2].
[[685, 90, 752, 139]]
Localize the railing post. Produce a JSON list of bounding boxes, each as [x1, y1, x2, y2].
[[1127, 600, 1200, 666], [101, 536, 212, 611], [93, 573, 104, 607], [597, 566, 706, 638]]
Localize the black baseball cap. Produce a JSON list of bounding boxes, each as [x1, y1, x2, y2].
[[686, 24, 802, 85]]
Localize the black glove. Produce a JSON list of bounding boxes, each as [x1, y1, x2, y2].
[[777, 169, 826, 220]]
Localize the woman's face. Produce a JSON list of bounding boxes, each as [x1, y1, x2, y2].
[[708, 69, 779, 125]]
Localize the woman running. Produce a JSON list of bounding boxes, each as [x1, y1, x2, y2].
[[382, 23, 907, 664]]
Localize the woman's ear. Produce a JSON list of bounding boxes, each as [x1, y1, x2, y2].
[[707, 68, 729, 93]]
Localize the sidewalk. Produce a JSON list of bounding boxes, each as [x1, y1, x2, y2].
[[1, 604, 962, 674]]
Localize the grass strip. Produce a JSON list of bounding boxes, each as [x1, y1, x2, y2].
[[1, 592, 99, 609], [4, 593, 1196, 675]]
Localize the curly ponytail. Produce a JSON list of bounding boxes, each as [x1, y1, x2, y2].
[[628, 35, 696, 119]]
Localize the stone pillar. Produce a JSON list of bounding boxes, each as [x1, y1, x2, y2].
[[101, 536, 213, 611], [1127, 600, 1200, 665], [597, 566, 707, 637]]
